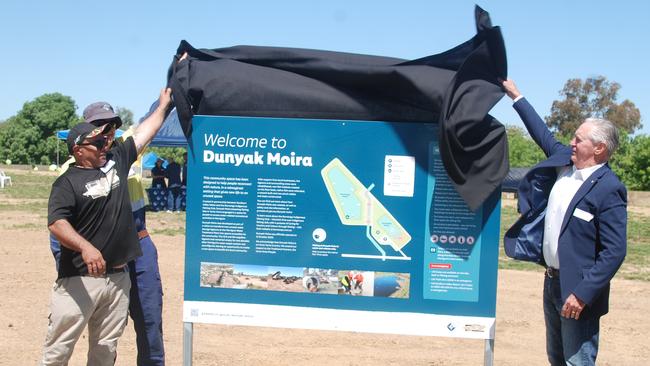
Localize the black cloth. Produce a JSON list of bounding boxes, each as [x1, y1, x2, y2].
[[151, 165, 167, 189], [166, 162, 182, 187], [167, 6, 508, 211], [48, 137, 142, 278]]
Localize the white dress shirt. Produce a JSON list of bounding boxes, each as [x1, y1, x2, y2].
[[543, 163, 604, 269]]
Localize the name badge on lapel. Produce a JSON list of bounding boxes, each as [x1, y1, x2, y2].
[[573, 208, 594, 222]]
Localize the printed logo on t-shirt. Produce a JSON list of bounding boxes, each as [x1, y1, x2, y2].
[[83, 167, 120, 199]]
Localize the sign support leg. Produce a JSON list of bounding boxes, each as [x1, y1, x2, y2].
[[484, 338, 494, 366], [183, 322, 193, 366]]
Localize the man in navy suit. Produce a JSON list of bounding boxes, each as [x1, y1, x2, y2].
[[502, 79, 627, 365]]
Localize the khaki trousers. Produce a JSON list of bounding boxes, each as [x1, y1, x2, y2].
[[40, 272, 130, 366]]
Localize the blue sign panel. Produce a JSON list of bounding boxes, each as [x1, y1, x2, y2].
[[183, 115, 500, 339]]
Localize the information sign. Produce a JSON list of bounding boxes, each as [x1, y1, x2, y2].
[[183, 116, 501, 339]]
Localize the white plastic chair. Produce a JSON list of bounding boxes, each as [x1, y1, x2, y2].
[[0, 170, 12, 188]]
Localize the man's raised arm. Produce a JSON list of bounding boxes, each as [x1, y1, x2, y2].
[[133, 88, 173, 154], [501, 78, 564, 157]]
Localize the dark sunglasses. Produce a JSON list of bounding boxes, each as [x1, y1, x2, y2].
[[77, 135, 109, 150]]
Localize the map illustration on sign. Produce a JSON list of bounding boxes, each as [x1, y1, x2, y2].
[[321, 158, 411, 261]]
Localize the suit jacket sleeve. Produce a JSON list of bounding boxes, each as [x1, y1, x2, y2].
[[573, 185, 627, 306], [513, 98, 565, 158]]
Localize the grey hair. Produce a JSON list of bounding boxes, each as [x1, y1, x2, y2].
[[583, 118, 619, 158]]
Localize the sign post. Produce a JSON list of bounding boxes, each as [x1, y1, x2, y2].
[[183, 322, 192, 366], [182, 116, 501, 365]]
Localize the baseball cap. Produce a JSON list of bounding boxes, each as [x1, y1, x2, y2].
[[66, 123, 110, 154], [82, 101, 123, 128]]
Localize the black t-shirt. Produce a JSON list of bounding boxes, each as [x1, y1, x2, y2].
[[151, 165, 167, 189], [166, 162, 182, 187], [48, 137, 142, 278]]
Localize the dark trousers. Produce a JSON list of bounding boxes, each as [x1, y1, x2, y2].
[[167, 185, 181, 211], [543, 274, 599, 366], [128, 235, 165, 366]]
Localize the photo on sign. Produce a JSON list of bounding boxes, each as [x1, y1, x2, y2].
[[200, 263, 269, 290], [268, 266, 304, 292]]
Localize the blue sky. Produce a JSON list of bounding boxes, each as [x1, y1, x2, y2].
[[1, 1, 647, 134]]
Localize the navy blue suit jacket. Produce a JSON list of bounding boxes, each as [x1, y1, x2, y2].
[[504, 98, 627, 318]]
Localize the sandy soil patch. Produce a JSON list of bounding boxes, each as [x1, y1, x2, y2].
[[1, 210, 648, 365]]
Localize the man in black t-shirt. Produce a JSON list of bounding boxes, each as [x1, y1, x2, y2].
[[151, 157, 167, 189], [165, 157, 182, 212], [49, 124, 141, 277], [40, 88, 172, 366]]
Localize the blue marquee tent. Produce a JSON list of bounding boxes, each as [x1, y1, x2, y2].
[[142, 152, 169, 170], [138, 104, 187, 147]]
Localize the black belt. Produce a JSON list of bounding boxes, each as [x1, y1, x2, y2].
[[105, 266, 128, 274], [545, 267, 560, 278], [82, 266, 128, 276]]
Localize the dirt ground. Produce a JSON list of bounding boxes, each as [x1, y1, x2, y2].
[[1, 209, 649, 365]]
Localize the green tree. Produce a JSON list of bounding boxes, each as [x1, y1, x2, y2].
[[611, 134, 650, 190], [545, 76, 641, 136], [0, 93, 80, 165], [506, 125, 546, 167], [115, 106, 134, 130], [147, 147, 186, 165]]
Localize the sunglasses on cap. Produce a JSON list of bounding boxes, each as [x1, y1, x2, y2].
[[77, 135, 109, 150]]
